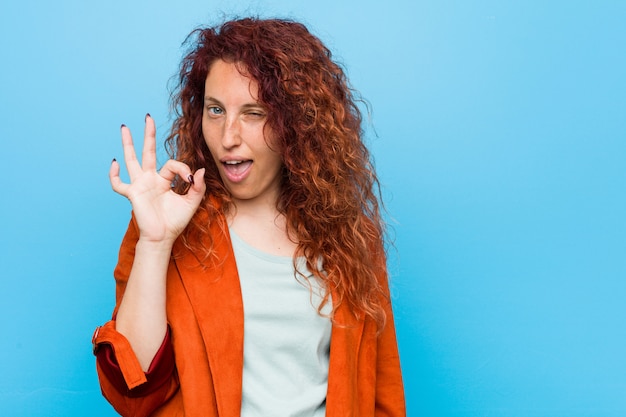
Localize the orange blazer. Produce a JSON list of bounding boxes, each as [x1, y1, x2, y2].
[[94, 214, 406, 416]]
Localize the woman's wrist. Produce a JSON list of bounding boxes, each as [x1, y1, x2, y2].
[[135, 236, 176, 254]]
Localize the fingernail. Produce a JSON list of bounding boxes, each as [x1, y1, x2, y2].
[[145, 113, 151, 121], [187, 174, 195, 185], [120, 124, 126, 129], [112, 158, 117, 164]]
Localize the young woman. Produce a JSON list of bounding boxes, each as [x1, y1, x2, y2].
[[93, 17, 405, 417]]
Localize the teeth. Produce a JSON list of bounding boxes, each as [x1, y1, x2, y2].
[[225, 161, 243, 165]]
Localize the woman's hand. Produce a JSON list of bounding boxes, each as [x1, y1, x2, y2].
[[109, 114, 206, 244]]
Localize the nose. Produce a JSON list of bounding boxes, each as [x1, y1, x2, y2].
[[221, 116, 242, 149]]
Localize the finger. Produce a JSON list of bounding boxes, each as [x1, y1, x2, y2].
[[120, 124, 142, 180], [158, 159, 194, 183], [189, 168, 207, 195], [109, 158, 130, 196], [182, 168, 207, 207], [142, 114, 157, 171], [190, 168, 206, 191]]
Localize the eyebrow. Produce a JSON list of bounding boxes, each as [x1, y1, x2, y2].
[[204, 96, 223, 106], [204, 96, 265, 110]]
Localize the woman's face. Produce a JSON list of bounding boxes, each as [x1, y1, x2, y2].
[[202, 60, 283, 208]]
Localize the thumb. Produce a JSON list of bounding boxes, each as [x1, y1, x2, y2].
[[186, 168, 206, 202]]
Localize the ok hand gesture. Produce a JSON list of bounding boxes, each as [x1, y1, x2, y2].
[[109, 115, 206, 244]]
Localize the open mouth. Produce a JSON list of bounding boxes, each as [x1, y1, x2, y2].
[[222, 160, 253, 181]]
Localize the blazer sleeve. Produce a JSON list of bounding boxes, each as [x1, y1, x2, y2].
[[92, 215, 179, 417]]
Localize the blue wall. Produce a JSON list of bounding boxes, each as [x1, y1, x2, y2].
[[1, 1, 625, 415]]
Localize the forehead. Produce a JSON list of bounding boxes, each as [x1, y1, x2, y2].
[[204, 59, 259, 102]]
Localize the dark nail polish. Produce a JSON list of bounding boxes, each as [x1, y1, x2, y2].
[[120, 124, 126, 129], [145, 113, 151, 121], [112, 158, 117, 164], [187, 174, 194, 185]]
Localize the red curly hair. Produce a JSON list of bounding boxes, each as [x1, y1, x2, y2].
[[166, 17, 389, 328]]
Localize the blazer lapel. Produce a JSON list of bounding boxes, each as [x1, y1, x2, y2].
[[173, 218, 244, 417], [326, 290, 366, 416]]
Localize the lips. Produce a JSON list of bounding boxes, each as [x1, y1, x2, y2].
[[222, 160, 253, 183]]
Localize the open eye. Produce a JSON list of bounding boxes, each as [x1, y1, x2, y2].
[[206, 106, 224, 116]]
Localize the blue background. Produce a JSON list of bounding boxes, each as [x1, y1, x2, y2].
[[1, 1, 625, 415]]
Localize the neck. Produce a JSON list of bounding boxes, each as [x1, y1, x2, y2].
[[227, 197, 297, 257], [229, 194, 280, 222]]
